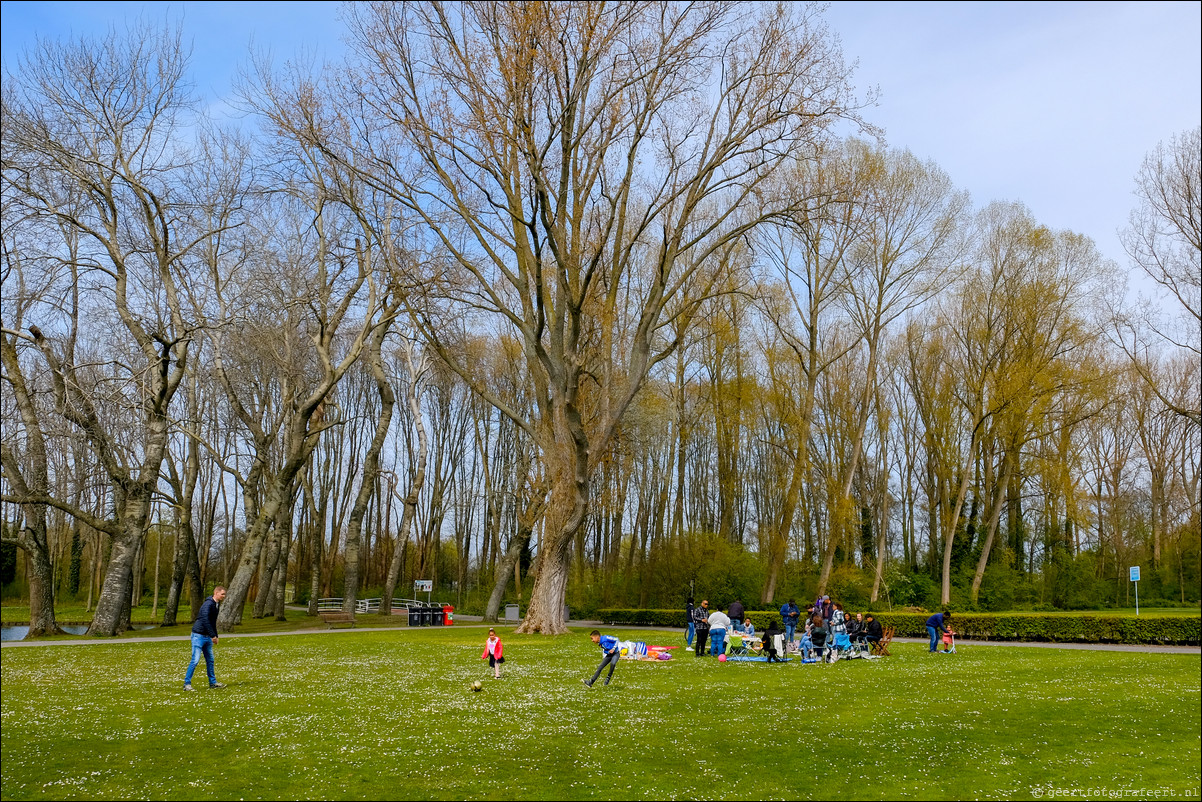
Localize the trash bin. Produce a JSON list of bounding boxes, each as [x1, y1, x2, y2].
[[504, 604, 520, 622], [430, 606, 445, 626], [407, 606, 421, 627], [442, 604, 455, 626], [419, 606, 433, 626], [564, 604, 570, 623]]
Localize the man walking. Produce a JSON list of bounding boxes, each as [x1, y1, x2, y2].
[[184, 585, 227, 691]]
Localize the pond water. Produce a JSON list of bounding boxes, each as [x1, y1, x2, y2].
[[0, 624, 157, 641]]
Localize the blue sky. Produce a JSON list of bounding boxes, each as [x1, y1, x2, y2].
[[3, 0, 1199, 277]]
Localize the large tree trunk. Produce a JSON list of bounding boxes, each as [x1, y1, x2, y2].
[[515, 466, 586, 636], [343, 336, 395, 613], [970, 449, 1015, 602], [253, 522, 283, 618], [484, 525, 533, 622], [381, 342, 429, 616]]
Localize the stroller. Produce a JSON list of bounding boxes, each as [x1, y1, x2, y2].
[[941, 629, 957, 654], [830, 632, 860, 661]]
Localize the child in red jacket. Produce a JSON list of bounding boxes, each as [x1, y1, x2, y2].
[[481, 628, 505, 678]]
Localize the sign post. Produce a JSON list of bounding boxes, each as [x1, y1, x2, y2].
[[1129, 566, 1140, 616], [415, 579, 433, 605]]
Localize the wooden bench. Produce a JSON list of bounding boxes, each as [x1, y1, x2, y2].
[[318, 611, 355, 629], [871, 625, 895, 656]]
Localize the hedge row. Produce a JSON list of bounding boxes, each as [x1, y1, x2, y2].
[[596, 609, 1200, 645]]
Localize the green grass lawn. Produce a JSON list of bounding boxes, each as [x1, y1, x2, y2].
[[1, 628, 1199, 801]]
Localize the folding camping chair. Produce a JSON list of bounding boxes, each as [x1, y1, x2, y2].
[[870, 626, 895, 657], [728, 634, 749, 657]]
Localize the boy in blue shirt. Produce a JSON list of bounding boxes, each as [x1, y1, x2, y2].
[[583, 629, 620, 687]]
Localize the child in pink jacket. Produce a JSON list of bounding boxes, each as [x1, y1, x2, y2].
[[481, 628, 505, 678]]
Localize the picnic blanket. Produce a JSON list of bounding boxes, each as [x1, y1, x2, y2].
[[724, 655, 792, 663]]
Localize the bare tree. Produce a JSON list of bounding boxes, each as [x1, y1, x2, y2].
[[1117, 126, 1201, 427], [1, 24, 247, 635]]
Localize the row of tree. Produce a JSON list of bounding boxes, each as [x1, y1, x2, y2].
[[2, 4, 1199, 638]]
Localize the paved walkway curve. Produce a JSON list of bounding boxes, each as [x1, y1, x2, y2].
[[2, 616, 1198, 653]]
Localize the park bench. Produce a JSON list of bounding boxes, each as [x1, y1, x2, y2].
[[318, 611, 355, 629], [871, 625, 894, 656]]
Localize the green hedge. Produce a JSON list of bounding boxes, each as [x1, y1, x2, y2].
[[596, 609, 1200, 645]]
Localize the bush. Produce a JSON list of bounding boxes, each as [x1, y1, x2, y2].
[[595, 609, 1201, 645], [871, 612, 1200, 645]]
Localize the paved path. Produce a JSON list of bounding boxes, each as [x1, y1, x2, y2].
[[3, 616, 1197, 653]]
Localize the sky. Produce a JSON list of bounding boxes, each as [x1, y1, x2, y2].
[[2, 0, 1199, 279]]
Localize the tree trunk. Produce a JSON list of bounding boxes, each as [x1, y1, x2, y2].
[[971, 449, 1015, 602], [343, 330, 395, 613], [484, 525, 532, 622]]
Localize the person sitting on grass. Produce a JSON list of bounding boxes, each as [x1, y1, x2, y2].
[[583, 630, 620, 687], [925, 610, 952, 653]]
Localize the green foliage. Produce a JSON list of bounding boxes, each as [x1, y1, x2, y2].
[[869, 612, 1200, 645]]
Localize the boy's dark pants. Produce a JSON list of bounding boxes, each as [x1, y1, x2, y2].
[[588, 650, 620, 685]]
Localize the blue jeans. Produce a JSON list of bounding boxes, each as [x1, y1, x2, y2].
[[927, 626, 939, 652], [186, 633, 216, 685], [709, 628, 726, 655], [785, 621, 797, 644], [686, 620, 695, 647]]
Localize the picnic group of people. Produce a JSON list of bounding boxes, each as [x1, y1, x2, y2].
[[780, 596, 887, 659], [684, 595, 890, 661]]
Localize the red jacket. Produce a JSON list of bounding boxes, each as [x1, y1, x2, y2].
[[482, 636, 503, 659]]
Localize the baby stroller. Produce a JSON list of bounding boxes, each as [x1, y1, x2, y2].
[[941, 629, 957, 654], [830, 632, 858, 661]]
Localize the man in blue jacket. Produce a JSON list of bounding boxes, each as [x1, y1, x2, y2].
[[779, 599, 800, 648], [925, 610, 952, 653], [583, 629, 621, 687], [184, 586, 227, 691]]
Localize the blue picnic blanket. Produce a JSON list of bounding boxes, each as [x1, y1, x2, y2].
[[725, 656, 792, 663]]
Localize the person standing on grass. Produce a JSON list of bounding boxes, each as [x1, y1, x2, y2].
[[728, 599, 745, 629], [779, 598, 800, 647], [583, 630, 620, 687], [925, 611, 952, 653], [685, 597, 696, 647], [184, 586, 226, 691], [707, 606, 732, 656], [481, 628, 505, 678], [692, 599, 711, 657]]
